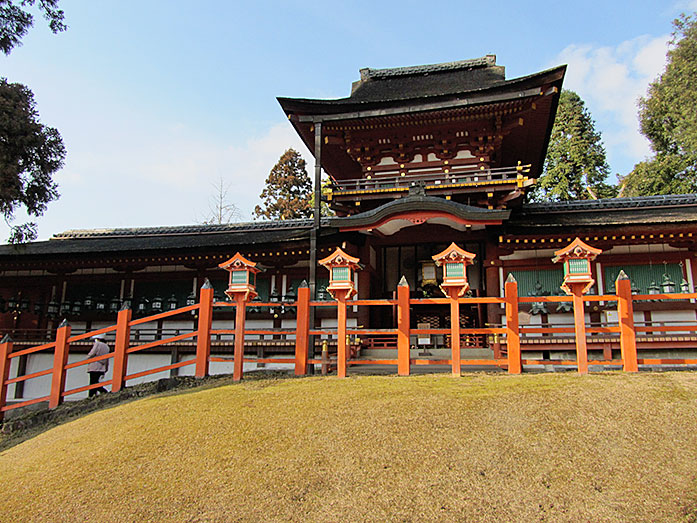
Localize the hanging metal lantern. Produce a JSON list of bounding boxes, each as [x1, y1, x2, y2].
[[167, 294, 178, 310], [20, 297, 30, 311], [137, 297, 149, 314], [60, 302, 71, 315], [317, 286, 327, 301], [530, 281, 548, 315], [647, 281, 660, 295], [681, 278, 690, 293], [95, 295, 107, 311], [109, 296, 121, 313], [71, 300, 82, 315], [33, 301, 43, 315], [83, 295, 94, 310], [186, 291, 196, 307], [151, 295, 163, 312], [7, 296, 18, 311], [47, 299, 59, 316], [661, 273, 676, 294]]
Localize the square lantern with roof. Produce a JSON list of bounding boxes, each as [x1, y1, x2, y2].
[[552, 238, 602, 295], [432, 242, 477, 297], [318, 247, 362, 300], [219, 253, 261, 301]]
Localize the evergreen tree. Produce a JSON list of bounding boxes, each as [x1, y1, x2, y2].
[[254, 148, 312, 220], [0, 78, 66, 243], [622, 13, 697, 196], [0, 0, 66, 55], [531, 90, 616, 202]]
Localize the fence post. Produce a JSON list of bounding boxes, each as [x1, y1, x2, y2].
[[570, 286, 589, 375], [49, 319, 71, 409], [294, 281, 310, 376], [505, 275, 522, 374], [195, 279, 214, 378], [233, 294, 247, 381], [450, 297, 461, 376], [111, 303, 132, 392], [397, 276, 411, 376], [616, 271, 638, 372], [337, 295, 348, 378], [0, 335, 13, 422]]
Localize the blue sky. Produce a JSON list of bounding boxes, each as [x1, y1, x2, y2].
[[1, 0, 695, 241]]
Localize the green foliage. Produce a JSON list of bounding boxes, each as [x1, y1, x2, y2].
[[254, 148, 312, 220], [531, 90, 616, 202], [308, 176, 335, 217], [623, 13, 697, 196], [0, 0, 66, 55], [0, 78, 65, 243]]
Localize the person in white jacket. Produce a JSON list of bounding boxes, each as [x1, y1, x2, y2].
[[86, 333, 110, 397]]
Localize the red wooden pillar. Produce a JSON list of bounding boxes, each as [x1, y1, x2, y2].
[[337, 295, 348, 378], [450, 297, 461, 376], [294, 282, 310, 376], [195, 280, 214, 378], [0, 335, 13, 422], [233, 294, 247, 381], [397, 276, 410, 376], [111, 304, 132, 392], [49, 319, 71, 409], [505, 276, 522, 374], [616, 273, 638, 372], [570, 284, 589, 375]]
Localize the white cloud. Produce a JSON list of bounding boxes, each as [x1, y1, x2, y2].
[[550, 34, 670, 176]]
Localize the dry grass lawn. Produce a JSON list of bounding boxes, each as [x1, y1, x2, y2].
[[1, 372, 697, 522]]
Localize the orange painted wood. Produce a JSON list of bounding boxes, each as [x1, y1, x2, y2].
[[233, 294, 247, 381], [337, 296, 348, 378], [112, 306, 132, 392], [351, 299, 397, 306], [347, 359, 399, 365], [635, 325, 697, 333], [570, 284, 589, 375], [5, 367, 52, 385], [124, 359, 194, 382], [412, 359, 452, 365], [638, 358, 697, 364], [68, 326, 117, 343], [616, 278, 638, 372], [450, 298, 461, 376], [505, 280, 522, 374], [129, 304, 199, 326], [1, 395, 50, 412], [397, 282, 411, 376], [195, 285, 214, 378], [460, 359, 509, 366], [0, 337, 12, 422], [294, 285, 310, 376], [7, 342, 57, 359], [49, 322, 71, 409]]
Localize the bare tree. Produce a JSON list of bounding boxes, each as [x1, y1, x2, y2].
[[198, 176, 241, 224]]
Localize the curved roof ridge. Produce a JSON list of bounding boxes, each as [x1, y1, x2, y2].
[[360, 55, 496, 80]]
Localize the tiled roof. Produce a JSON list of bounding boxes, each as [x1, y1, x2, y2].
[[521, 194, 697, 213], [359, 56, 496, 80], [52, 219, 320, 240]]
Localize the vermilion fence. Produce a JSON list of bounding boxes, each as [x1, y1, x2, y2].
[[2, 277, 697, 421]]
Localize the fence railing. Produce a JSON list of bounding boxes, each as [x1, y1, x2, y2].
[[2, 277, 697, 420]]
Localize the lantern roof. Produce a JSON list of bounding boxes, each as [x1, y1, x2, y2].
[[219, 252, 261, 273], [432, 242, 477, 265], [318, 247, 361, 269], [552, 237, 602, 263]]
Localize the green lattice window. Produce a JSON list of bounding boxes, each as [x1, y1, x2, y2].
[[230, 270, 247, 284], [568, 258, 590, 274], [332, 266, 350, 281], [445, 263, 464, 278], [507, 268, 564, 297], [603, 263, 683, 294]]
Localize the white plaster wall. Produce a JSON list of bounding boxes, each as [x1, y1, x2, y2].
[[649, 310, 696, 334], [320, 317, 357, 339]]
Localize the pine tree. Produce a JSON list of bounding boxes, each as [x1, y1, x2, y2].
[[531, 90, 616, 202], [254, 149, 312, 220], [622, 13, 697, 196]]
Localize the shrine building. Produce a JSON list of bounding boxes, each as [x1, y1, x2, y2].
[[2, 56, 697, 399]]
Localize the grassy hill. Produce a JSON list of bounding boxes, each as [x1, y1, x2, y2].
[[1, 372, 697, 522]]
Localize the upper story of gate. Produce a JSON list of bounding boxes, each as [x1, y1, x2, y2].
[[278, 56, 565, 216]]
